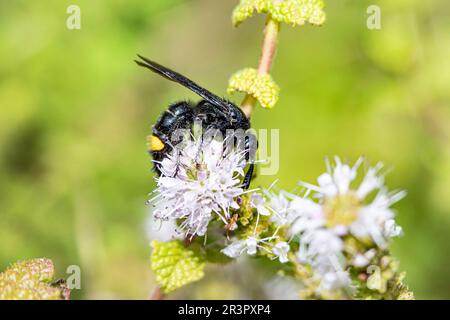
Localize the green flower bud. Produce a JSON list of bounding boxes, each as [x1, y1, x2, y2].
[[228, 68, 280, 109], [233, 0, 326, 27]]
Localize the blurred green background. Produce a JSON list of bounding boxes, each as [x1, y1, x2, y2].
[[1, 0, 449, 299]]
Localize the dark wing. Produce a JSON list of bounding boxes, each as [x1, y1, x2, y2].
[[135, 54, 231, 113]]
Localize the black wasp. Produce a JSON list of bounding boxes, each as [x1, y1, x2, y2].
[[135, 54, 256, 189]]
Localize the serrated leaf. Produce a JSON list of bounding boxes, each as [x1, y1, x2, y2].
[[0, 258, 69, 300], [228, 68, 279, 109], [150, 240, 206, 293], [233, 0, 326, 27]]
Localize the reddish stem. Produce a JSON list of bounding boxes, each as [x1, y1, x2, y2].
[[240, 17, 280, 118], [149, 287, 165, 300]]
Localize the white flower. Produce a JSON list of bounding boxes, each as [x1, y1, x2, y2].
[[250, 193, 271, 216], [245, 236, 259, 255], [320, 269, 353, 293], [356, 163, 384, 199], [149, 138, 248, 236], [349, 189, 406, 248], [271, 156, 406, 294], [296, 229, 352, 292], [297, 157, 405, 246], [289, 196, 324, 235], [221, 240, 247, 258], [315, 157, 361, 198], [384, 219, 403, 238], [267, 191, 302, 227], [352, 249, 376, 268], [302, 229, 344, 258], [222, 235, 290, 263], [272, 242, 290, 263], [222, 236, 266, 258]]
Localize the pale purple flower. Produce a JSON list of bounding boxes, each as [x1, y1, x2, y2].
[[148, 139, 248, 236]]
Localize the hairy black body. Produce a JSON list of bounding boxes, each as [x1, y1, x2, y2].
[[135, 55, 255, 189]]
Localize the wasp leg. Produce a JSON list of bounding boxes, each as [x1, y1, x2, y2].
[[242, 163, 254, 190]]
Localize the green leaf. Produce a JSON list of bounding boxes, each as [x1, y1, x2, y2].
[[150, 240, 206, 293], [233, 0, 326, 27], [228, 68, 280, 109], [0, 258, 69, 300]]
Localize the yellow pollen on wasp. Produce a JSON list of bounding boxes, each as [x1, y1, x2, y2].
[[147, 135, 165, 151]]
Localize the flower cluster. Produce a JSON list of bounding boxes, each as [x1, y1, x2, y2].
[[219, 156, 408, 297], [148, 138, 411, 298], [232, 0, 326, 27], [148, 136, 292, 263], [148, 138, 249, 237], [288, 157, 406, 293], [228, 68, 280, 109]]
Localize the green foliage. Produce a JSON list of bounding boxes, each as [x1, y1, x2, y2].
[[0, 258, 69, 300], [228, 68, 280, 108], [150, 240, 206, 293], [0, 0, 449, 299], [232, 0, 326, 27]]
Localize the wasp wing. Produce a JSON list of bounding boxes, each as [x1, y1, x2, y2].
[[135, 55, 231, 113]]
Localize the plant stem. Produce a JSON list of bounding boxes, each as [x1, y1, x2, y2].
[[149, 287, 165, 300], [240, 16, 280, 118]]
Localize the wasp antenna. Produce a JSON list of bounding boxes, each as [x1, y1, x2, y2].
[[135, 54, 230, 110]]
